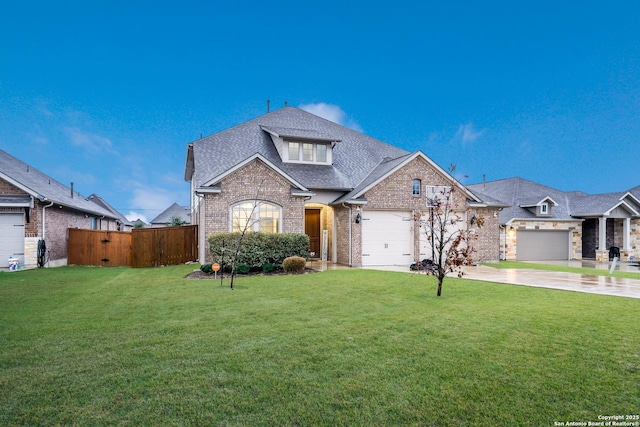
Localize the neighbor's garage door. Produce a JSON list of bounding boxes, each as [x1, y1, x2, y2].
[[517, 230, 570, 261], [361, 211, 413, 266], [0, 213, 25, 267]]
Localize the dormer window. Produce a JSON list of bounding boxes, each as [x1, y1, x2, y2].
[[317, 144, 327, 162], [303, 143, 313, 161], [286, 141, 332, 164], [540, 203, 548, 214], [261, 125, 338, 165], [288, 142, 300, 160]]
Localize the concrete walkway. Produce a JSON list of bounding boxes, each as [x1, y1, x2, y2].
[[308, 261, 640, 299]]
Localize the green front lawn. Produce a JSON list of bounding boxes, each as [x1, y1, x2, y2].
[[1, 266, 638, 426], [485, 260, 640, 280]]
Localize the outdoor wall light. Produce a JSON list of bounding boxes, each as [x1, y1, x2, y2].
[[508, 227, 515, 237], [470, 214, 477, 225], [355, 206, 361, 224]]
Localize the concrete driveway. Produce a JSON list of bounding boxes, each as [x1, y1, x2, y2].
[[462, 265, 640, 299], [309, 260, 640, 299]]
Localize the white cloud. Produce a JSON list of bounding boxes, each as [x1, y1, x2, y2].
[[298, 102, 363, 132], [125, 211, 149, 224], [64, 126, 117, 153], [455, 123, 484, 144], [126, 186, 183, 223]]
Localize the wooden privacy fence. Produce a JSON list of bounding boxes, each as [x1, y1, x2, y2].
[[131, 225, 198, 268], [68, 229, 132, 266], [68, 225, 198, 268]]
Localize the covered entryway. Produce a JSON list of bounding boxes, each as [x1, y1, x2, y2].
[[361, 210, 413, 266], [517, 230, 570, 261], [0, 213, 25, 267]]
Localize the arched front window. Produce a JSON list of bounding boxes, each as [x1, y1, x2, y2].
[[231, 201, 281, 233]]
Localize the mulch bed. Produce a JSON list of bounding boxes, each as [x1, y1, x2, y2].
[[185, 268, 318, 279]]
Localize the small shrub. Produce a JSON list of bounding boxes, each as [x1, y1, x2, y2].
[[283, 256, 306, 274], [200, 264, 214, 275], [262, 263, 275, 274], [236, 263, 250, 274]]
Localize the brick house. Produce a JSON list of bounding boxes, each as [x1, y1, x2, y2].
[[468, 177, 640, 262], [0, 149, 124, 268], [184, 107, 502, 267]]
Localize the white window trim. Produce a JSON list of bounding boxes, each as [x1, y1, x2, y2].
[[285, 141, 331, 165], [230, 201, 283, 233], [540, 203, 549, 214]]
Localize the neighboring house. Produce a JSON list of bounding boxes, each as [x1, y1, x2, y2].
[[88, 193, 133, 231], [0, 149, 123, 268], [185, 107, 502, 267], [468, 177, 640, 262], [150, 202, 191, 227], [132, 219, 148, 229]]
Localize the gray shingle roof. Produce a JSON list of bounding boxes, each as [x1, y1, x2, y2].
[[189, 107, 409, 192], [150, 202, 191, 225], [468, 177, 640, 223], [88, 193, 133, 226], [0, 149, 119, 218]]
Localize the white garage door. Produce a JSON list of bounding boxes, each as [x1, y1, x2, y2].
[[517, 230, 570, 261], [361, 211, 413, 266], [0, 213, 25, 268]]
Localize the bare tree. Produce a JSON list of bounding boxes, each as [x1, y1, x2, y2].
[[218, 184, 265, 290], [416, 165, 484, 296]]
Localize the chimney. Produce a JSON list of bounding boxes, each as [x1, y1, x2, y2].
[[70, 182, 74, 198], [267, 99, 270, 113]]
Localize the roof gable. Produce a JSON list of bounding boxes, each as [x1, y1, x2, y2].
[[201, 153, 309, 192], [336, 151, 482, 204]]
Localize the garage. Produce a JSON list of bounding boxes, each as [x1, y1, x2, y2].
[[361, 210, 413, 266], [0, 213, 25, 268], [516, 230, 570, 261]]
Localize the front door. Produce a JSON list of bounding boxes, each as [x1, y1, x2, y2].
[[305, 209, 321, 258]]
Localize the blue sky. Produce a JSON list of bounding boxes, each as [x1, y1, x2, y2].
[[2, 1, 639, 222]]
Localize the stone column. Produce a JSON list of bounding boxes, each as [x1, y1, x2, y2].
[[596, 216, 609, 261], [623, 218, 630, 250]]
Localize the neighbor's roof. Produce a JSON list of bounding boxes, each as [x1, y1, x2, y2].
[[150, 202, 191, 225], [88, 193, 133, 226], [468, 177, 640, 223], [0, 149, 120, 218]]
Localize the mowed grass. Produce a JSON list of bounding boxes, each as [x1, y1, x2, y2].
[[1, 266, 638, 426], [485, 260, 640, 280]]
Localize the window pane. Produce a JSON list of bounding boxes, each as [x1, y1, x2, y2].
[[232, 202, 254, 232], [303, 143, 313, 161], [412, 179, 421, 195], [259, 203, 280, 233], [317, 144, 327, 162], [288, 142, 299, 160]]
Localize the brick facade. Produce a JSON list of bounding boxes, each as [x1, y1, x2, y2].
[[196, 157, 504, 266], [356, 157, 501, 264], [198, 159, 307, 262]]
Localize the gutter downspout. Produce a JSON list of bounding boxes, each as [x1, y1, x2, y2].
[[42, 201, 54, 241]]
